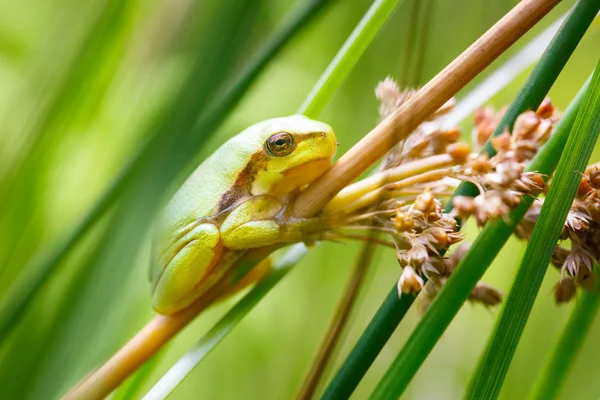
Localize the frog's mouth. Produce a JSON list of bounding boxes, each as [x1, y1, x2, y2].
[[272, 157, 331, 195]]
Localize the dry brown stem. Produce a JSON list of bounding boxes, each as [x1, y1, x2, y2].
[[293, 0, 561, 218]]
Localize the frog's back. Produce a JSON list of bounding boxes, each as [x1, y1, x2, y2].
[[158, 134, 256, 236]]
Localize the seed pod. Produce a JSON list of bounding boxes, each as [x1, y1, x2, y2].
[[469, 282, 503, 307], [586, 202, 600, 224], [397, 266, 424, 295], [407, 244, 429, 268], [394, 210, 415, 232], [551, 246, 570, 270], [577, 176, 593, 199], [554, 277, 577, 304], [447, 143, 471, 164], [513, 111, 540, 141], [586, 164, 600, 189], [428, 227, 449, 249], [491, 132, 511, 153], [414, 188, 436, 214], [453, 196, 475, 219], [536, 98, 554, 119]]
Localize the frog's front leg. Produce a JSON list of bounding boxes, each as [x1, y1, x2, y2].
[[220, 196, 330, 250], [152, 223, 223, 314], [220, 196, 284, 250]]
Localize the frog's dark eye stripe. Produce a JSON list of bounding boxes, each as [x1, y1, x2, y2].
[[265, 132, 295, 156]]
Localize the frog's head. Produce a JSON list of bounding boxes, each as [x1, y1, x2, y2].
[[237, 115, 337, 197]]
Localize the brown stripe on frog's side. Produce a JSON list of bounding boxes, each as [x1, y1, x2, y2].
[[216, 150, 269, 214], [215, 130, 327, 214]]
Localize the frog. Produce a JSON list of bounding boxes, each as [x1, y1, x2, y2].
[[150, 115, 337, 315]]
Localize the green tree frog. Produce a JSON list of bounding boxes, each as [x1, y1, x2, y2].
[[150, 115, 337, 314]]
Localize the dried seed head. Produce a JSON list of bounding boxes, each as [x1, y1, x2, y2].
[[428, 227, 450, 249], [469, 282, 503, 307], [517, 172, 545, 195], [471, 155, 492, 174], [491, 132, 511, 153], [394, 210, 415, 232], [513, 111, 541, 141], [397, 266, 424, 295], [453, 194, 475, 215], [554, 277, 577, 304], [586, 202, 600, 224], [446, 242, 471, 273], [375, 77, 401, 118], [414, 188, 436, 215], [577, 177, 593, 199], [407, 244, 429, 268], [536, 97, 554, 119], [577, 267, 595, 290], [586, 164, 600, 189], [551, 246, 570, 270], [513, 140, 539, 162], [441, 128, 461, 143], [565, 211, 591, 235], [473, 107, 499, 148], [447, 142, 471, 164]]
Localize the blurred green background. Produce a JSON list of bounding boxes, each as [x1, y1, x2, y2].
[[0, 0, 599, 399]]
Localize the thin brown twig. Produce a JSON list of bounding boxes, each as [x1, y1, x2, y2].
[[62, 248, 273, 400], [293, 0, 561, 218]]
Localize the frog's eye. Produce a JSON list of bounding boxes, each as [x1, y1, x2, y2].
[[265, 132, 296, 156]]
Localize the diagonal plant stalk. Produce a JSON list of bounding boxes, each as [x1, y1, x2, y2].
[[465, 57, 600, 400], [528, 267, 600, 400], [139, 1, 557, 398], [298, 0, 402, 118], [326, 2, 599, 396], [292, 0, 561, 218], [0, 0, 336, 346]]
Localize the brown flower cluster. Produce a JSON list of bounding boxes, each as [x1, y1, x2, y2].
[[342, 76, 598, 309], [517, 163, 600, 303], [452, 102, 557, 226], [344, 77, 553, 307]]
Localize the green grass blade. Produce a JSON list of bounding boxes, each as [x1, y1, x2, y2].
[[369, 74, 591, 400], [297, 0, 404, 118], [143, 244, 308, 400], [321, 288, 414, 400], [465, 57, 600, 400], [327, 2, 599, 396], [21, 4, 264, 397], [528, 268, 600, 400], [0, 0, 334, 346]]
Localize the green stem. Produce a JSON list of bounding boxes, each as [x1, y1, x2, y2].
[[298, 0, 403, 118], [529, 277, 600, 400], [466, 57, 600, 400], [322, 288, 415, 400]]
